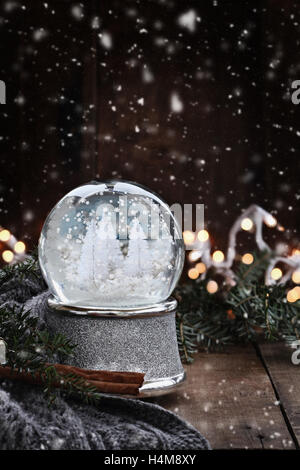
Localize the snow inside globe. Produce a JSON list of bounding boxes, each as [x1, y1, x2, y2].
[[39, 181, 185, 309]]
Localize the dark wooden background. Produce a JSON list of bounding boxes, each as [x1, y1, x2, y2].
[[0, 0, 299, 254]]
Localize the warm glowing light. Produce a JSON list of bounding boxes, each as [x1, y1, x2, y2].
[[241, 218, 253, 231], [287, 288, 300, 303], [264, 214, 277, 228], [14, 241, 26, 254], [183, 230, 195, 245], [242, 253, 254, 265], [212, 250, 224, 263], [189, 250, 201, 262], [207, 280, 218, 294], [2, 250, 14, 263], [197, 229, 209, 242], [188, 268, 199, 280], [0, 229, 11, 242], [227, 309, 236, 320], [196, 262, 206, 274], [295, 286, 300, 296], [292, 271, 300, 284], [271, 268, 282, 281], [292, 249, 300, 256]]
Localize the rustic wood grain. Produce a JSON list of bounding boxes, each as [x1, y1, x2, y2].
[[152, 345, 295, 449], [259, 342, 300, 448]]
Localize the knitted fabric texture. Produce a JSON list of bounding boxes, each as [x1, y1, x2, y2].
[[0, 264, 210, 450]]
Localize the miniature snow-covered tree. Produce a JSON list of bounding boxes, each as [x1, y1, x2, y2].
[[63, 238, 81, 286], [95, 211, 123, 280], [154, 218, 174, 273], [125, 218, 152, 277], [77, 218, 99, 287]]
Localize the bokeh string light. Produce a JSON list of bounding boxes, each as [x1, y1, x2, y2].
[[0, 227, 26, 264], [188, 267, 199, 280], [212, 250, 225, 263], [242, 253, 254, 265], [195, 262, 206, 274], [2, 250, 14, 263], [206, 280, 218, 294], [183, 230, 195, 245], [265, 251, 300, 289], [0, 229, 11, 242], [270, 267, 283, 281], [292, 271, 300, 284], [187, 205, 279, 287], [286, 287, 300, 303], [197, 229, 209, 242], [14, 241, 26, 254], [185, 205, 300, 303], [241, 217, 253, 231], [188, 250, 202, 262]]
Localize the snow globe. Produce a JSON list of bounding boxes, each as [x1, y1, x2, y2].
[[39, 180, 186, 396]]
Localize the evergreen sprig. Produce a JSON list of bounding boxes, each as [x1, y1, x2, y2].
[[0, 300, 100, 405], [176, 252, 300, 362], [0, 255, 40, 285]]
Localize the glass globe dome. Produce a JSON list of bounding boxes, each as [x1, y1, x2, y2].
[[39, 181, 185, 309]]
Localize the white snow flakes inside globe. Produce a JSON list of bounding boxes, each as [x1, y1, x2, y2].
[[39, 181, 185, 309]]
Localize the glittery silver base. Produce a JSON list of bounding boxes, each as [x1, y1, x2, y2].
[[46, 298, 185, 395]]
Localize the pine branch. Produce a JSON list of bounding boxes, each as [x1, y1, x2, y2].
[[176, 251, 300, 362], [0, 304, 101, 404], [0, 254, 41, 285]]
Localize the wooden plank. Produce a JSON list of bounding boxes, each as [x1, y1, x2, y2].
[[152, 345, 294, 449], [259, 343, 300, 448]]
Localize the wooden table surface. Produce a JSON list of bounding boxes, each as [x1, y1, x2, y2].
[[152, 343, 300, 450]]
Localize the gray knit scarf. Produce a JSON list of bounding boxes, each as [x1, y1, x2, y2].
[[0, 264, 210, 450]]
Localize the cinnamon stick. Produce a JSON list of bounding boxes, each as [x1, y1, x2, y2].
[[53, 364, 144, 384], [0, 364, 145, 396]]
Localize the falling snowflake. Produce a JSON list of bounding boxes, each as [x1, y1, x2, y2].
[[177, 9, 200, 33], [32, 28, 48, 42], [170, 92, 184, 113], [70, 4, 84, 21], [142, 65, 154, 83], [99, 32, 113, 50], [91, 16, 100, 30]]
